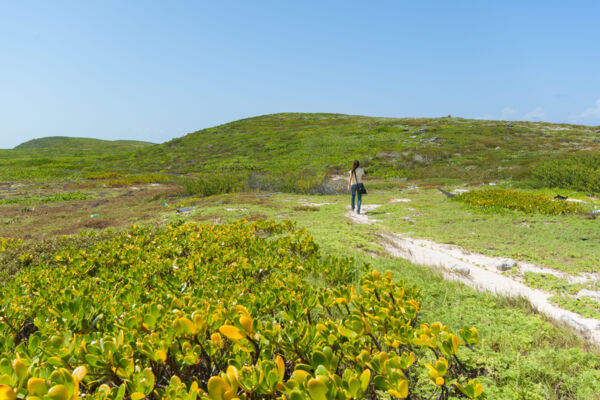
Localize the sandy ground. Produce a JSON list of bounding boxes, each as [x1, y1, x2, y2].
[[347, 201, 600, 345]]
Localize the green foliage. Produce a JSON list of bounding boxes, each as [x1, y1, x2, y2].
[[0, 238, 23, 253], [454, 188, 583, 215], [0, 220, 482, 399], [85, 172, 121, 180], [532, 153, 600, 194], [2, 114, 598, 188], [13, 137, 152, 157], [0, 231, 115, 282], [0, 192, 90, 205], [181, 175, 244, 197], [101, 175, 169, 188], [180, 171, 337, 197], [550, 294, 600, 320]]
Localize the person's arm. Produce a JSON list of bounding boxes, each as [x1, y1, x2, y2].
[[347, 171, 352, 191]]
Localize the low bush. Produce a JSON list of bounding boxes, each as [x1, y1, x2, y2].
[[0, 192, 90, 205], [181, 174, 245, 197], [85, 172, 122, 180], [532, 154, 600, 194], [454, 188, 582, 215], [0, 220, 483, 399], [181, 171, 340, 197], [0, 238, 23, 253], [103, 174, 169, 188]]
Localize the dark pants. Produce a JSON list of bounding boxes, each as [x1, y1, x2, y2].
[[351, 184, 362, 213]]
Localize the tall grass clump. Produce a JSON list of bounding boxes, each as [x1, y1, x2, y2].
[[181, 171, 340, 197], [454, 188, 582, 215], [532, 154, 600, 194], [181, 174, 247, 196]]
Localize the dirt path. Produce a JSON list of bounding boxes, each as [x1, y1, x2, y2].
[[346, 203, 600, 346]]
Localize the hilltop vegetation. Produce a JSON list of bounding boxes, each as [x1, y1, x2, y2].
[[2, 113, 599, 194], [0, 137, 153, 181], [13, 137, 153, 156], [127, 113, 600, 191]]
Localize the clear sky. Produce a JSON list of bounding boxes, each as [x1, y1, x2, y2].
[[1, 1, 599, 148]]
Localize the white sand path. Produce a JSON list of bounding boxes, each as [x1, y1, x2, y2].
[[347, 201, 600, 345]]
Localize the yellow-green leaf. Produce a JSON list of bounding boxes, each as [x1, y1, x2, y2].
[[219, 325, 246, 341], [307, 378, 328, 400]]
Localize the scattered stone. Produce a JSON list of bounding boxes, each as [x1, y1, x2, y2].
[[596, 129, 600, 133], [176, 206, 195, 213], [451, 265, 470, 276], [494, 146, 501, 150], [488, 182, 497, 186], [496, 259, 517, 271], [505, 123, 514, 128], [403, 128, 410, 132]]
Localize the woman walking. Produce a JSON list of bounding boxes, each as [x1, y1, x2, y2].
[[347, 160, 365, 214]]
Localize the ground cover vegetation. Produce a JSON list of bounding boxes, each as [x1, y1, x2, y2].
[[0, 192, 91, 205], [2, 113, 599, 195], [149, 193, 600, 399], [2, 113, 600, 399], [532, 153, 600, 194], [453, 188, 583, 215], [0, 220, 484, 400]]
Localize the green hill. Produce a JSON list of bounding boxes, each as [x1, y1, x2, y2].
[[2, 113, 599, 188], [127, 112, 600, 188], [13, 136, 154, 156]]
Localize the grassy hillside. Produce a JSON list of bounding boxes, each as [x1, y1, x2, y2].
[[1, 113, 598, 190], [128, 113, 600, 185], [13, 136, 153, 156], [0, 137, 154, 181]]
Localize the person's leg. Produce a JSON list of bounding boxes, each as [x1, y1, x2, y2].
[[350, 184, 356, 211], [357, 191, 362, 214]]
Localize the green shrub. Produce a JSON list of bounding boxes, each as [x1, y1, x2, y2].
[[181, 174, 246, 196], [103, 174, 169, 187], [0, 192, 90, 205], [85, 171, 121, 180], [532, 154, 600, 194], [454, 188, 582, 215], [0, 220, 483, 400]]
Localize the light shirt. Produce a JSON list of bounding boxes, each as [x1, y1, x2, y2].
[[349, 168, 365, 185]]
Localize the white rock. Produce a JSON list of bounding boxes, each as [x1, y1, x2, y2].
[[496, 259, 517, 271]]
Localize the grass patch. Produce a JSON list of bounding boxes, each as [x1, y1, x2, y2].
[[0, 191, 91, 205], [532, 153, 600, 194], [454, 188, 583, 215], [522, 272, 581, 294], [550, 294, 600, 320]]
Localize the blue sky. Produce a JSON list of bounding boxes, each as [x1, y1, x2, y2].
[[1, 1, 599, 148]]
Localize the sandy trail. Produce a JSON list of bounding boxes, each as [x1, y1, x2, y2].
[[347, 202, 600, 345]]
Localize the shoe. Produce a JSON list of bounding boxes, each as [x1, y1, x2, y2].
[[356, 210, 360, 214]]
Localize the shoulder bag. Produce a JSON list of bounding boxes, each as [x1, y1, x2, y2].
[[353, 169, 367, 195]]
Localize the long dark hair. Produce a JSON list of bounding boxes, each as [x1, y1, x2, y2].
[[351, 160, 360, 180]]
